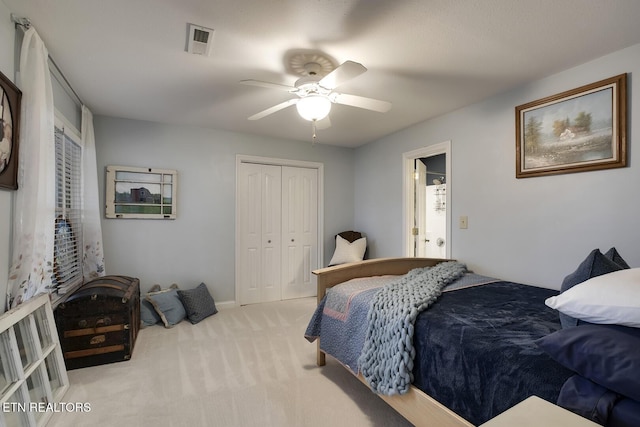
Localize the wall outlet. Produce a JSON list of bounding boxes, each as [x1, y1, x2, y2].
[[459, 216, 468, 229]]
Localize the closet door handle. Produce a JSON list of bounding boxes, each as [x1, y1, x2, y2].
[[291, 239, 295, 242]]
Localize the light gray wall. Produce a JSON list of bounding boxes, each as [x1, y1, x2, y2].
[[94, 116, 355, 303], [0, 4, 17, 312], [355, 43, 640, 289], [3, 6, 639, 307]]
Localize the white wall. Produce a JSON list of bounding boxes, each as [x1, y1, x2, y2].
[[94, 116, 356, 303], [355, 43, 640, 289], [0, 4, 16, 312]]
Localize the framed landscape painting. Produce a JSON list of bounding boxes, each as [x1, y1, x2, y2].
[[515, 74, 627, 178], [0, 70, 21, 190]]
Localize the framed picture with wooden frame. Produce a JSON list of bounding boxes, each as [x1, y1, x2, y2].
[[515, 73, 627, 178], [0, 70, 21, 190]]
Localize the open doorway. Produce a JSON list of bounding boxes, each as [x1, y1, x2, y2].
[[402, 142, 451, 258]]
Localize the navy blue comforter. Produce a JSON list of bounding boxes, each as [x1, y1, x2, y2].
[[412, 281, 574, 425]]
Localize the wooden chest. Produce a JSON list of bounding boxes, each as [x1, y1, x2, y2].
[[54, 275, 140, 370]]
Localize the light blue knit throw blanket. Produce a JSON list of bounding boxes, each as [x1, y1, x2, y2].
[[358, 261, 467, 395]]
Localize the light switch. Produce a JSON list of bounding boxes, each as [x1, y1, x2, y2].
[[459, 216, 468, 229]]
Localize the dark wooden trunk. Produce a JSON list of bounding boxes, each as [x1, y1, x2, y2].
[[54, 275, 140, 370]]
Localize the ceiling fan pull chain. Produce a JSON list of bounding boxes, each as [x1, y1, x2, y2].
[[311, 120, 318, 145]]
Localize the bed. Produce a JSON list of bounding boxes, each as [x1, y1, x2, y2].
[[305, 257, 640, 427]]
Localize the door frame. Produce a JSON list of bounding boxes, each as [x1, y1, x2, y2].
[[235, 155, 324, 305], [402, 141, 451, 258], [415, 159, 427, 257]]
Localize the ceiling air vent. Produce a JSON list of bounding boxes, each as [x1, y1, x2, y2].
[[186, 24, 215, 56]]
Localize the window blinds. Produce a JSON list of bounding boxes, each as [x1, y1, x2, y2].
[[53, 126, 83, 294]]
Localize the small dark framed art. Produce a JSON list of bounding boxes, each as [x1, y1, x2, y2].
[[0, 70, 21, 190], [515, 74, 627, 178]]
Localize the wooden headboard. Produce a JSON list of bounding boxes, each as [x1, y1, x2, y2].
[[312, 257, 449, 304]]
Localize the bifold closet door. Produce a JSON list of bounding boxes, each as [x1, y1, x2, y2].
[[238, 163, 282, 305], [281, 166, 318, 300]]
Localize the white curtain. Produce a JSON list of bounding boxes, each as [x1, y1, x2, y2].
[[7, 28, 56, 307], [81, 106, 106, 280]]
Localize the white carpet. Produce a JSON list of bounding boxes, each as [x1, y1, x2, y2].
[[48, 297, 412, 427]]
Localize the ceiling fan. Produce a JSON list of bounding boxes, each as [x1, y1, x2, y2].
[[241, 53, 392, 135]]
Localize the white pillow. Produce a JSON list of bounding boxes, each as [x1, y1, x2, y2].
[[545, 268, 640, 328], [329, 235, 367, 266]]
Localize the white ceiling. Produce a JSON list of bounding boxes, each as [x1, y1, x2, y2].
[[4, 0, 640, 147]]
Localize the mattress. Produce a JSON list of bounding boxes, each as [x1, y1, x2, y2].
[[306, 273, 575, 425], [410, 280, 573, 425]]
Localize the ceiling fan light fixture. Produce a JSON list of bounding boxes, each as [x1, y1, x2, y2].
[[296, 95, 331, 121]]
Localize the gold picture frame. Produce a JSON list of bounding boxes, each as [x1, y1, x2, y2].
[[516, 74, 627, 178], [0, 70, 21, 190]]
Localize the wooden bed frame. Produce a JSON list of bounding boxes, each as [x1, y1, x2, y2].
[[312, 257, 474, 427]]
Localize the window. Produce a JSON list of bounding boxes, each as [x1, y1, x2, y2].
[[0, 295, 69, 427], [53, 119, 83, 296], [105, 165, 177, 219]]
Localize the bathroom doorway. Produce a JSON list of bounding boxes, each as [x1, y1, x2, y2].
[[402, 142, 451, 258]]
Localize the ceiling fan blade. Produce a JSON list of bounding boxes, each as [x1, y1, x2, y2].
[[319, 60, 367, 89], [248, 98, 299, 120], [240, 79, 297, 92], [331, 93, 392, 113], [315, 116, 331, 130]]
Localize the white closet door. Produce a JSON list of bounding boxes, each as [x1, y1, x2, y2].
[[238, 163, 282, 304], [281, 166, 318, 299]]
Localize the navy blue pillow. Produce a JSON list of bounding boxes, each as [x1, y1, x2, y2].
[[559, 249, 623, 328], [536, 324, 640, 402], [557, 375, 619, 425], [604, 247, 630, 269]]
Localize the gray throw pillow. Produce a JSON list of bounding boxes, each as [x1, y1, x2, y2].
[[146, 288, 187, 328], [140, 299, 162, 327], [178, 283, 218, 324]]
